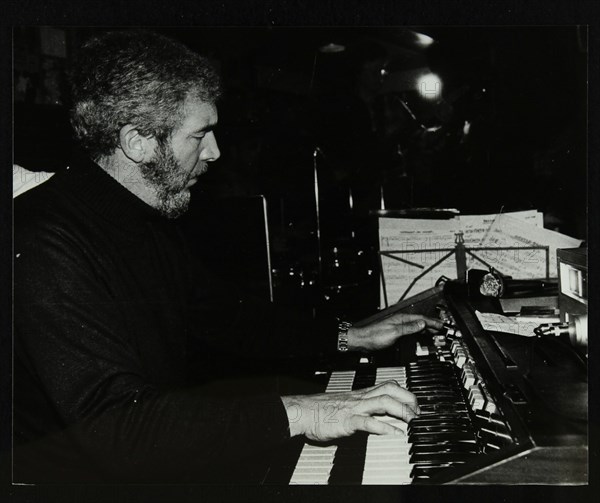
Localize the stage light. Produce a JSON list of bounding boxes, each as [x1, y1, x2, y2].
[[463, 120, 471, 135], [416, 72, 442, 100], [318, 42, 346, 53], [415, 32, 434, 47]]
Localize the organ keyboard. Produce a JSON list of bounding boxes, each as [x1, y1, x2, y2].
[[265, 281, 588, 485]]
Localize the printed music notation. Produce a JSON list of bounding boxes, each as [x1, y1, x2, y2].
[[378, 210, 581, 308]]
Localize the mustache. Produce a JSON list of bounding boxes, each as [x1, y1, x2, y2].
[[191, 163, 208, 178]]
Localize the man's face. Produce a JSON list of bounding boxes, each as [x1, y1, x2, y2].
[[140, 99, 220, 218]]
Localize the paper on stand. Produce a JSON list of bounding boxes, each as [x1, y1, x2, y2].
[[468, 214, 581, 279], [379, 217, 459, 304], [475, 310, 546, 337], [378, 211, 581, 308]]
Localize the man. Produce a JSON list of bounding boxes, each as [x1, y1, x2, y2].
[[13, 30, 442, 483]]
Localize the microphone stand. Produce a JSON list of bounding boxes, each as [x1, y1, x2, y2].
[[313, 147, 324, 294]]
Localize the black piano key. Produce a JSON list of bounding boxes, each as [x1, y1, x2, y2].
[[410, 374, 455, 380], [409, 443, 480, 455], [418, 408, 467, 416], [417, 415, 470, 423], [352, 364, 376, 390], [352, 374, 375, 390], [409, 417, 471, 429], [408, 423, 472, 435], [409, 360, 453, 366], [415, 396, 462, 405], [418, 406, 466, 415], [412, 386, 461, 393], [328, 433, 369, 485], [408, 424, 474, 435], [410, 375, 459, 382], [410, 452, 478, 465], [412, 389, 461, 396], [409, 432, 478, 444], [413, 387, 462, 393], [419, 404, 468, 414], [410, 464, 455, 480], [415, 396, 464, 404], [409, 381, 458, 388], [410, 414, 470, 423], [408, 369, 455, 376], [410, 367, 455, 374], [291, 342, 499, 486], [408, 368, 455, 375], [408, 375, 460, 383], [327, 364, 376, 485], [409, 384, 461, 392], [416, 361, 453, 369]]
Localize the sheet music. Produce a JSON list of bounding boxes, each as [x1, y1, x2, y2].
[[379, 211, 581, 308], [475, 310, 543, 337], [379, 217, 459, 304], [467, 214, 581, 279]]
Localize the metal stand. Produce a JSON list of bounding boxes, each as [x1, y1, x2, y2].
[[379, 231, 550, 307]]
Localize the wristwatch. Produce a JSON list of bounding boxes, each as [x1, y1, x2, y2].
[[337, 320, 353, 352]]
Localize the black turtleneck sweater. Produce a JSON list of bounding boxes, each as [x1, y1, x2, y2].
[[13, 157, 337, 483]]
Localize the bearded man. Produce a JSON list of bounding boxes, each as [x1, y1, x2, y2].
[[13, 30, 442, 483]]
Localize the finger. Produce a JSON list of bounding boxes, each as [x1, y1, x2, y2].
[[347, 414, 406, 436], [362, 381, 419, 412], [355, 395, 418, 423], [387, 313, 445, 330], [394, 319, 428, 336], [422, 316, 445, 330], [418, 316, 444, 330]]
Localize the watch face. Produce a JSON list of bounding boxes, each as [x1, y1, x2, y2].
[[479, 272, 504, 297]]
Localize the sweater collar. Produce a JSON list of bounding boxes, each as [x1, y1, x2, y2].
[[61, 154, 166, 233]]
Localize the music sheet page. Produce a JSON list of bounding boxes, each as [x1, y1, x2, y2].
[[379, 211, 581, 308]]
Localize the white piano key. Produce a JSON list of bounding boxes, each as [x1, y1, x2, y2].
[[290, 475, 330, 484], [290, 365, 431, 486], [293, 466, 336, 473], [362, 475, 412, 484], [289, 370, 356, 484]]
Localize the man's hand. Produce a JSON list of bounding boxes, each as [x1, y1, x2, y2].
[[346, 313, 444, 352], [281, 381, 419, 442]]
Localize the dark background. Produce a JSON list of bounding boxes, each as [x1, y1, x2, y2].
[[13, 26, 588, 318], [3, 2, 597, 502]]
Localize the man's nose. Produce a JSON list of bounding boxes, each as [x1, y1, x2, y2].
[[201, 131, 220, 162]]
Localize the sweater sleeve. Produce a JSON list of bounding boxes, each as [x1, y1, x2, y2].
[[14, 218, 290, 482]]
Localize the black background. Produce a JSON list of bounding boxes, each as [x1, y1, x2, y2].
[[1, 1, 598, 502]]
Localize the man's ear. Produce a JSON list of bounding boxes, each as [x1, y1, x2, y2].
[[118, 125, 156, 163]]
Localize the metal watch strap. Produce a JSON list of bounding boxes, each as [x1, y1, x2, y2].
[[337, 320, 352, 352]]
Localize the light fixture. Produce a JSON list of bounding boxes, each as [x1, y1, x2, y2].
[[414, 32, 435, 48], [416, 71, 442, 100], [318, 42, 346, 53]]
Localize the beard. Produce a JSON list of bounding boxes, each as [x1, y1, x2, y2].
[[139, 141, 197, 219]]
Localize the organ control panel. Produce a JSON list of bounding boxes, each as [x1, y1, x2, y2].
[[264, 281, 588, 485]]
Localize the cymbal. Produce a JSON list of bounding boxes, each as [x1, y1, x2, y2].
[[370, 208, 460, 219]]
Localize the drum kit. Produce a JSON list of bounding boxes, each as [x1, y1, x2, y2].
[[269, 29, 448, 317]]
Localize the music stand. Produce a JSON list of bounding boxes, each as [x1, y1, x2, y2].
[[378, 231, 550, 308]]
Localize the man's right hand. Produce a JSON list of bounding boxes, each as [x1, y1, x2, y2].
[[281, 381, 419, 442]]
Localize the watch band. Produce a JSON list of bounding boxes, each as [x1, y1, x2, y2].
[[337, 320, 352, 352]]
